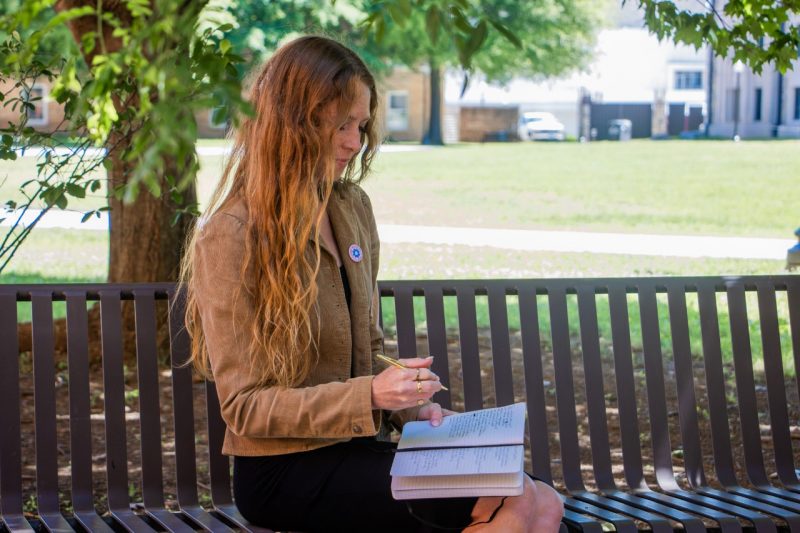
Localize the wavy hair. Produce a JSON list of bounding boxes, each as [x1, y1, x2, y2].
[[180, 36, 380, 387]]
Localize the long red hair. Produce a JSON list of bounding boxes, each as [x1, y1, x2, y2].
[[181, 36, 380, 387]]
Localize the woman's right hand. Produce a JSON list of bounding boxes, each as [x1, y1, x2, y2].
[[371, 357, 443, 411]]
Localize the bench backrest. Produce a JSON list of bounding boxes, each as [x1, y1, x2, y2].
[[1, 275, 798, 525], [376, 276, 800, 493]]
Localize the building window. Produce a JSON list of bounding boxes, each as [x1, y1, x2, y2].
[[385, 91, 409, 132], [674, 70, 702, 90], [754, 88, 762, 122], [794, 88, 800, 120], [21, 85, 47, 126]]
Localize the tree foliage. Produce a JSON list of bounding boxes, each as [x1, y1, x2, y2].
[[0, 0, 525, 276], [627, 0, 800, 73], [0, 0, 248, 272]]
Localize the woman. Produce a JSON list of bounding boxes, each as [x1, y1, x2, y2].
[[180, 35, 563, 532]]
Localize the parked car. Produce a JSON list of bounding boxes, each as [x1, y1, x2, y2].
[[517, 112, 565, 141]]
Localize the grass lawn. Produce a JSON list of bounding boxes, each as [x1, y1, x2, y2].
[[363, 139, 800, 238], [1, 139, 798, 237]]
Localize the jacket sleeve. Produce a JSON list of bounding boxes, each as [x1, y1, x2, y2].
[[194, 212, 379, 439], [359, 188, 422, 428]]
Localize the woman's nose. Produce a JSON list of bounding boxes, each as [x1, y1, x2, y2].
[[343, 127, 362, 151]]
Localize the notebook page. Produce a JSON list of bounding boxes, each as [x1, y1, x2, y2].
[[397, 402, 526, 449], [390, 445, 523, 477]]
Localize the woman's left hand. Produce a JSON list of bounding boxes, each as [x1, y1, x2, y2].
[[416, 402, 457, 427]]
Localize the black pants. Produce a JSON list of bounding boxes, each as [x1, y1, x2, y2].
[[233, 438, 478, 533]]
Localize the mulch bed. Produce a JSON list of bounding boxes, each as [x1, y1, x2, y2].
[[14, 327, 800, 522]]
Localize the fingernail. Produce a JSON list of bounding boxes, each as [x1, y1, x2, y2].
[[432, 419, 441, 427], [426, 356, 434, 360]]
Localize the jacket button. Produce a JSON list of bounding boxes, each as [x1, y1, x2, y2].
[[353, 425, 363, 434]]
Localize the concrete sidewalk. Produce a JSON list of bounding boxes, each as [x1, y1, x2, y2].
[[380, 224, 790, 260], [1, 209, 791, 260]]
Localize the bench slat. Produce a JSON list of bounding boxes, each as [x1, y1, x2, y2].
[[576, 285, 615, 490], [98, 292, 133, 511], [562, 496, 638, 533], [487, 284, 514, 406], [213, 504, 274, 533], [0, 291, 25, 529], [548, 284, 584, 492], [696, 281, 738, 487], [756, 282, 800, 488], [607, 284, 647, 491], [167, 302, 202, 510], [666, 283, 707, 488], [30, 294, 62, 516], [695, 486, 800, 527], [637, 282, 679, 491], [726, 282, 771, 487], [635, 491, 744, 532], [788, 278, 800, 424], [659, 490, 777, 532], [423, 285, 452, 409], [64, 293, 97, 515], [572, 491, 675, 533], [393, 285, 417, 358], [455, 286, 483, 411], [132, 291, 168, 509], [516, 283, 551, 483], [604, 491, 708, 533]]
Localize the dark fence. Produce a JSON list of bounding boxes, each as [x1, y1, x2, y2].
[[590, 103, 652, 140]]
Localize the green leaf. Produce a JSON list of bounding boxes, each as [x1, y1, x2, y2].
[[66, 183, 86, 198], [425, 7, 441, 45], [219, 39, 232, 55], [54, 193, 68, 210], [466, 20, 489, 59], [489, 18, 522, 49], [450, 7, 472, 33]]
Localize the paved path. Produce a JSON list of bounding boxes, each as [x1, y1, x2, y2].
[[380, 224, 791, 260], [1, 209, 791, 260]]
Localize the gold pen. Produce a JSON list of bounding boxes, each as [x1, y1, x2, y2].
[[374, 353, 449, 391]]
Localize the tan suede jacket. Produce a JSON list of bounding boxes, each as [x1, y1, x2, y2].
[[194, 183, 418, 456]]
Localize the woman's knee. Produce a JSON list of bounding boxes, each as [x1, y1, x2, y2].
[[532, 480, 564, 524]]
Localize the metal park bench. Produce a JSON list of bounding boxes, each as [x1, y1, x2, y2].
[[1, 275, 799, 532]]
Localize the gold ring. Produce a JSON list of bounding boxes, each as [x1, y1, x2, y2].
[[417, 381, 423, 394], [415, 368, 421, 380], [417, 399, 424, 406]]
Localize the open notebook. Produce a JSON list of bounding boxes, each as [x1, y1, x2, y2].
[[390, 402, 527, 499]]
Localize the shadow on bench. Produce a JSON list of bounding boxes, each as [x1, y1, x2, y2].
[[1, 275, 799, 532]]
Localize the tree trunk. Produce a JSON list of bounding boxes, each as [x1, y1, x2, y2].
[[106, 136, 196, 283], [423, 60, 444, 146]]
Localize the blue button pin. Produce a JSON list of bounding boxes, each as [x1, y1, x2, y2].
[[348, 244, 363, 263]]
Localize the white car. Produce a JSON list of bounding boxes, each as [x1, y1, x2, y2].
[[517, 112, 565, 141]]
